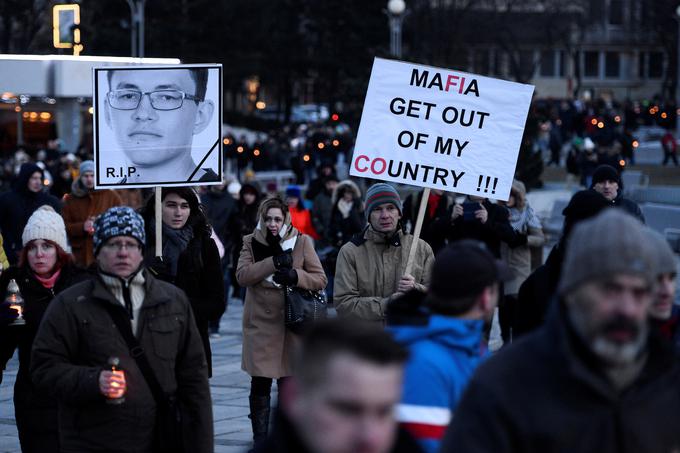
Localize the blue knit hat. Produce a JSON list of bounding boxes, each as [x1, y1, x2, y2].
[[285, 185, 302, 199], [93, 206, 146, 255], [364, 183, 402, 220]]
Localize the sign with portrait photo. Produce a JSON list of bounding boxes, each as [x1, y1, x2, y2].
[[93, 64, 222, 189]]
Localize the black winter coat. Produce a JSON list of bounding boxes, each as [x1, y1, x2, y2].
[[0, 163, 62, 264], [431, 199, 525, 257], [146, 230, 225, 377], [612, 193, 645, 223], [30, 271, 213, 453], [200, 188, 237, 262], [514, 243, 564, 338], [0, 263, 88, 453], [440, 302, 680, 453], [402, 191, 451, 254]]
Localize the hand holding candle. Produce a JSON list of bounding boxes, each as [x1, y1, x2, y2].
[[100, 357, 127, 402]]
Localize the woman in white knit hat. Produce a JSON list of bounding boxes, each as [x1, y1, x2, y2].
[[0, 205, 88, 453]]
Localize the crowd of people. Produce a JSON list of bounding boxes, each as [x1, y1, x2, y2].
[[0, 138, 677, 453]]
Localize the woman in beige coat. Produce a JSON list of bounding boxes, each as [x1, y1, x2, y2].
[[236, 196, 327, 447]]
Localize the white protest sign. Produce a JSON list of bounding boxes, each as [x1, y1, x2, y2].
[[350, 58, 534, 200], [93, 64, 223, 189]]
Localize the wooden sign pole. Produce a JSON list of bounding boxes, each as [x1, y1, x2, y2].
[[155, 187, 162, 257], [404, 187, 430, 276]]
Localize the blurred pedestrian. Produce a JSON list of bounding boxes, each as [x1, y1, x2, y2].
[[62, 160, 122, 267], [402, 189, 451, 255], [441, 210, 680, 453], [590, 164, 644, 222], [141, 187, 225, 377], [201, 181, 238, 336], [0, 206, 87, 453], [305, 163, 336, 201], [661, 129, 679, 166], [236, 196, 327, 447], [579, 137, 598, 187], [285, 185, 319, 240], [328, 179, 364, 248], [515, 190, 610, 337], [0, 163, 62, 265], [30, 206, 213, 453], [646, 228, 679, 349], [433, 195, 524, 258], [230, 183, 261, 300], [387, 240, 508, 453], [255, 320, 423, 453], [498, 180, 545, 342], [334, 183, 434, 325], [0, 234, 9, 272], [311, 176, 339, 248]]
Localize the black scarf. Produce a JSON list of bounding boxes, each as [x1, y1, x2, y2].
[[162, 223, 194, 276]]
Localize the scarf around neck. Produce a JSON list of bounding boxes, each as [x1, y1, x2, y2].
[[34, 268, 62, 289], [162, 223, 194, 276]]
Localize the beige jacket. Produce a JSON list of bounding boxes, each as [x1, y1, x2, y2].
[[334, 227, 433, 325], [237, 224, 327, 378]]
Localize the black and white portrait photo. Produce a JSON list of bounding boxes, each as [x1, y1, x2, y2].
[[93, 64, 222, 188]]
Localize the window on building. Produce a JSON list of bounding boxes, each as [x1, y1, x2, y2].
[[638, 52, 646, 78], [609, 0, 624, 25], [540, 51, 556, 77], [649, 52, 663, 78], [584, 51, 599, 78], [474, 49, 490, 75], [559, 51, 567, 77], [491, 50, 504, 76], [605, 52, 620, 78], [518, 50, 535, 79]]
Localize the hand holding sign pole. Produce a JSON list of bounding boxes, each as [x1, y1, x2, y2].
[[351, 58, 534, 273]]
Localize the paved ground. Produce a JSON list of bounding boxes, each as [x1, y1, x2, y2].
[[0, 300, 256, 453]]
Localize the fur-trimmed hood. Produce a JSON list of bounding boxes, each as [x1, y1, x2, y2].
[[331, 179, 362, 205]]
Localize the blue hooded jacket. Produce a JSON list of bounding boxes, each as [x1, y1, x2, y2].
[[388, 294, 486, 453]]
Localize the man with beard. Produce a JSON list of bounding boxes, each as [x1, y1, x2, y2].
[[387, 240, 509, 453], [440, 209, 680, 453]]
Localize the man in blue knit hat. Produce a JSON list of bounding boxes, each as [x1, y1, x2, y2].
[[334, 183, 434, 325]]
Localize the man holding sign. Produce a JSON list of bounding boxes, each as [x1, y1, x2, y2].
[[334, 183, 434, 325]]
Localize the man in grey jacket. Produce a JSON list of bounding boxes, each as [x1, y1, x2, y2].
[[31, 206, 213, 453], [334, 183, 434, 325]]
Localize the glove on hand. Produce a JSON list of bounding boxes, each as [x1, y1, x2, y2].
[[148, 256, 173, 282], [273, 250, 293, 269], [273, 268, 298, 286]]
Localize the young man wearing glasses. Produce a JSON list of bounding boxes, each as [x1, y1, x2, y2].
[[104, 67, 217, 183], [31, 206, 213, 452]]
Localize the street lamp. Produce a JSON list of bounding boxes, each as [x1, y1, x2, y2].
[[387, 0, 406, 59], [126, 0, 146, 57]]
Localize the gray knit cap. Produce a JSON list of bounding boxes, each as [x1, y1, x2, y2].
[[558, 209, 656, 296], [644, 228, 677, 276], [364, 183, 402, 220], [79, 160, 94, 175]]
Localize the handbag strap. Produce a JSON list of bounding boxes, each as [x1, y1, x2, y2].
[[102, 302, 170, 409]]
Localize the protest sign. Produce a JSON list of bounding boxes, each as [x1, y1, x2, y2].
[[93, 64, 222, 189], [350, 58, 534, 201]]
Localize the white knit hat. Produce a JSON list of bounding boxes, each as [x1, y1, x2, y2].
[[22, 205, 70, 252]]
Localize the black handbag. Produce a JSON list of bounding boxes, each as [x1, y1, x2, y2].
[[102, 303, 183, 453], [284, 286, 328, 334]]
